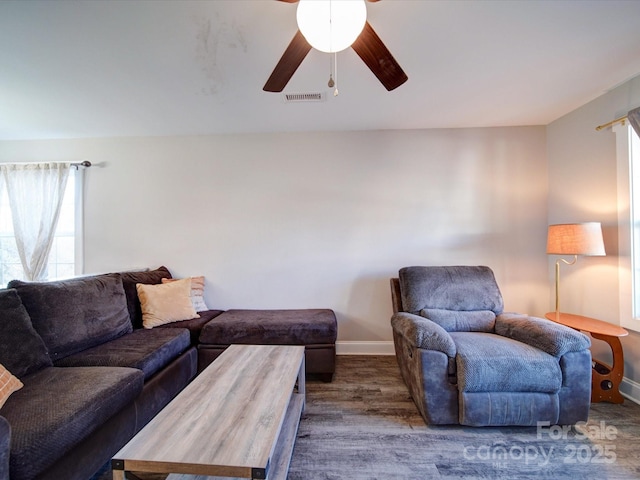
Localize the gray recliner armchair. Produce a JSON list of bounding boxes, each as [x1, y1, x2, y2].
[[390, 266, 592, 426]]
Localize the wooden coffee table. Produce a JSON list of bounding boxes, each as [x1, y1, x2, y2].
[[112, 344, 305, 480], [545, 312, 628, 404]]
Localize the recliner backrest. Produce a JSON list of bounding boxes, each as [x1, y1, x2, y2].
[[398, 266, 504, 332]]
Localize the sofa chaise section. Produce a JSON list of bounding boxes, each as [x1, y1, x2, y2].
[[197, 308, 337, 380]]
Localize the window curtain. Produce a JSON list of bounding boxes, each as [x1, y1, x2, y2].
[[0, 163, 71, 281], [628, 106, 640, 138]]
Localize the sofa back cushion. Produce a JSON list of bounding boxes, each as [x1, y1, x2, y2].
[[399, 266, 504, 332], [120, 266, 172, 329], [0, 288, 52, 377], [8, 274, 132, 362]]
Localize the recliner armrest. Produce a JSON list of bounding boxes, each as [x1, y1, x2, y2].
[[391, 312, 456, 357], [0, 415, 10, 480], [495, 313, 591, 357]]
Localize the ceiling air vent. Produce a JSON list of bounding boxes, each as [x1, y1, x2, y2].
[[283, 92, 325, 103]]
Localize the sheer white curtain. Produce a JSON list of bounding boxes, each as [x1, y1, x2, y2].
[[0, 163, 71, 281]]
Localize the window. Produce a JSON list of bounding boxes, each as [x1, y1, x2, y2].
[[0, 168, 83, 285], [616, 122, 640, 331], [629, 126, 640, 320]]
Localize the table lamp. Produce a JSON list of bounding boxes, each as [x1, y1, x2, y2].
[[546, 222, 606, 314]]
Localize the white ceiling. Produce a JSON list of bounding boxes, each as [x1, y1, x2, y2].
[[2, 0, 640, 140]]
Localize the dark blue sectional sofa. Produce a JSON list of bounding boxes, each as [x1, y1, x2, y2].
[[0, 267, 223, 480]]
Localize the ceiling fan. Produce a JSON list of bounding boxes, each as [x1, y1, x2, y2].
[[263, 0, 408, 93]]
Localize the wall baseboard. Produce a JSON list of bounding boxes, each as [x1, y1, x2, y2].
[[336, 341, 395, 356], [621, 377, 640, 405]]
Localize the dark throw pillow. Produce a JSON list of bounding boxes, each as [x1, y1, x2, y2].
[[0, 288, 52, 378]]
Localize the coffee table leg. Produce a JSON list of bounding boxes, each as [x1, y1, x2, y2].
[[298, 354, 306, 411], [112, 470, 125, 480]]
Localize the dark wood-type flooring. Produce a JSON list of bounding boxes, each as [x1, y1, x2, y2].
[[95, 355, 640, 479]]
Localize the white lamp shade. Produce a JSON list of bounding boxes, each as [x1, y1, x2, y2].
[[297, 0, 367, 53], [546, 222, 606, 256]]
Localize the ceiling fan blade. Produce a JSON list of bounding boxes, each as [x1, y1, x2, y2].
[[276, 0, 380, 2], [351, 21, 408, 91], [263, 30, 312, 92]]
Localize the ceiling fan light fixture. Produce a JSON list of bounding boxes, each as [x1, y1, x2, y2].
[[296, 0, 367, 53]]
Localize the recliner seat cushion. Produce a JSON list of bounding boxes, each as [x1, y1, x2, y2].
[[8, 274, 132, 362], [199, 309, 337, 345], [451, 332, 562, 393], [1, 366, 143, 480], [54, 328, 191, 380], [399, 266, 504, 315]]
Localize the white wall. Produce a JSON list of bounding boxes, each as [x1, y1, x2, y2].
[[0, 127, 549, 345], [547, 74, 640, 391]]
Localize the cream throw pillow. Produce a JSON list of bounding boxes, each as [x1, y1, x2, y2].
[[162, 276, 209, 312], [137, 278, 199, 329], [0, 363, 23, 409]]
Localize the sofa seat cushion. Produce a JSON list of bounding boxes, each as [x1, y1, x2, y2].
[[199, 309, 337, 346], [8, 273, 132, 362], [1, 366, 143, 480], [158, 309, 225, 344], [451, 332, 562, 393], [54, 328, 191, 380]]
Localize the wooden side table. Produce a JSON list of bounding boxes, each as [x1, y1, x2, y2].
[[545, 312, 628, 404]]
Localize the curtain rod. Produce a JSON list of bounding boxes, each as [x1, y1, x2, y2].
[[71, 161, 91, 169], [595, 115, 627, 131], [1, 161, 92, 168]]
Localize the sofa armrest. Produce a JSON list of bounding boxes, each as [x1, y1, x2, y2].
[[391, 312, 456, 357], [0, 415, 10, 480], [495, 313, 591, 357]]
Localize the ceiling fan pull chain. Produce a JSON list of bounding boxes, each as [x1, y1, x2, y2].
[[333, 52, 339, 97], [328, 53, 335, 88]]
